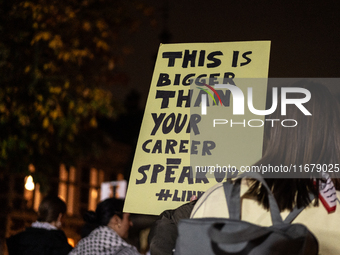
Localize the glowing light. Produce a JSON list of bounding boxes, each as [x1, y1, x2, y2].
[[67, 238, 75, 247], [91, 189, 98, 199], [25, 175, 35, 191]]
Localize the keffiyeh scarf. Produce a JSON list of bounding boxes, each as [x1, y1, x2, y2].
[[68, 226, 140, 255], [319, 173, 338, 213]]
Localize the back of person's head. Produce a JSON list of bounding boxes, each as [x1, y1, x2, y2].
[[95, 198, 124, 225], [37, 195, 67, 223], [81, 198, 124, 237], [249, 80, 340, 210], [262, 80, 340, 167]]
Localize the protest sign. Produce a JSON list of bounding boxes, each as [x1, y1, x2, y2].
[[124, 41, 271, 215]]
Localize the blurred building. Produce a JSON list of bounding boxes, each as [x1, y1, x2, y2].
[[0, 140, 132, 255]]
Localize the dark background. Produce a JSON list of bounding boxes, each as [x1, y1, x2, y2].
[[117, 0, 339, 107]]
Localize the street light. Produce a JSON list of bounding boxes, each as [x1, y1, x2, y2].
[[24, 175, 35, 191]]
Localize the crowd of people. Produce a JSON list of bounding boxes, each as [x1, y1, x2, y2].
[[6, 196, 141, 255], [6, 81, 340, 255]]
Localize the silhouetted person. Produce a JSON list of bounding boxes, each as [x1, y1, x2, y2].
[[7, 195, 72, 255]]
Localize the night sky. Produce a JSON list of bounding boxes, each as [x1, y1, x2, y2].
[[115, 0, 340, 107]]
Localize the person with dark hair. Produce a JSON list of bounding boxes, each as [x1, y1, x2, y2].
[[148, 81, 340, 255], [6, 195, 72, 255], [69, 198, 140, 255], [190, 81, 340, 254]]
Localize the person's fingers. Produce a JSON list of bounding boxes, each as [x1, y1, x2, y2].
[[190, 195, 198, 202]]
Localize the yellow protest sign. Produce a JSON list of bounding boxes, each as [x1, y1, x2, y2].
[[124, 41, 271, 215]]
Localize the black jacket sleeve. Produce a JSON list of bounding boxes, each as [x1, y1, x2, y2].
[[148, 201, 196, 255]]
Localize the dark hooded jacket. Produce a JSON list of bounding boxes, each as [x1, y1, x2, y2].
[[148, 201, 196, 255], [6, 227, 72, 255]]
